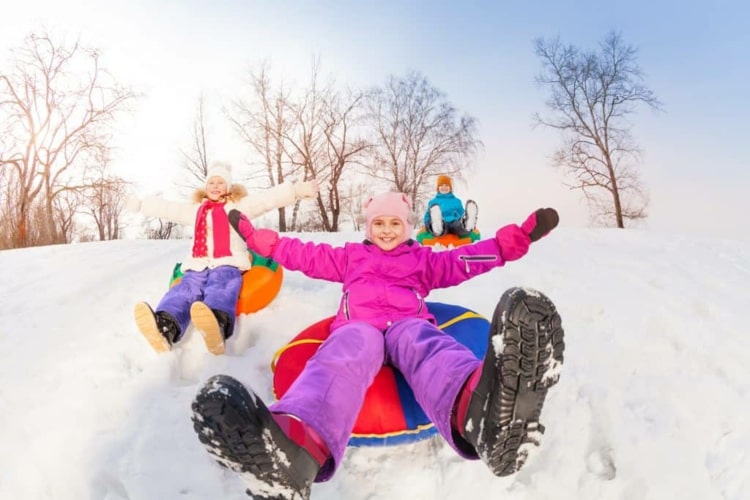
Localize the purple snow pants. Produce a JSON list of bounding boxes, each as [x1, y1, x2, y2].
[[270, 317, 482, 482], [156, 266, 242, 338]]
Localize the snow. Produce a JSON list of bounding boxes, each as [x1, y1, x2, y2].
[[1, 228, 748, 500]]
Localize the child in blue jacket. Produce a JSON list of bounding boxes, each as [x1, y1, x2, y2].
[[423, 175, 478, 237]]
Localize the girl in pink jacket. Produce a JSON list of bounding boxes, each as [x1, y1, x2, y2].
[[191, 192, 564, 499]]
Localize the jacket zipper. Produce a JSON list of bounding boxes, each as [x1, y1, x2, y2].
[[343, 291, 350, 319], [413, 289, 424, 315], [458, 254, 497, 273]]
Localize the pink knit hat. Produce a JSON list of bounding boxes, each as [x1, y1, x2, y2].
[[364, 192, 413, 240]]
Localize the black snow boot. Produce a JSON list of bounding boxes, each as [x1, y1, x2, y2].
[[192, 375, 320, 500], [134, 302, 180, 353], [456, 287, 565, 476], [190, 301, 231, 355]]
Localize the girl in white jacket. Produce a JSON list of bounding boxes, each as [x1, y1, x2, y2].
[[127, 162, 318, 355]]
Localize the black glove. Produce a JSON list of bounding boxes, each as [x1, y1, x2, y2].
[[521, 208, 559, 242]]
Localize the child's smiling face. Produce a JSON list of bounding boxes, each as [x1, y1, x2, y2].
[[438, 183, 451, 194], [370, 215, 407, 251], [206, 176, 228, 201]]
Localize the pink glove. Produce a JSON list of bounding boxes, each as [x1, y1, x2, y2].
[[228, 210, 280, 258]]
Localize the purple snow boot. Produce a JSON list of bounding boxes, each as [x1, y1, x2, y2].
[[453, 287, 565, 476], [191, 375, 324, 499]]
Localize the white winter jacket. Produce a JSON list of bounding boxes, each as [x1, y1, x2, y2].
[[138, 182, 298, 272]]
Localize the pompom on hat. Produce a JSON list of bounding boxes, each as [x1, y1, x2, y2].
[[436, 174, 452, 191], [364, 192, 413, 240], [206, 161, 233, 187]]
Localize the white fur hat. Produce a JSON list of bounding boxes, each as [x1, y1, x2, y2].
[[206, 161, 233, 187]]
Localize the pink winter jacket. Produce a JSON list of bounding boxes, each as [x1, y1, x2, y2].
[[271, 237, 509, 332]]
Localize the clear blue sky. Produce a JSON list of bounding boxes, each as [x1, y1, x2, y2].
[[2, 0, 748, 239]]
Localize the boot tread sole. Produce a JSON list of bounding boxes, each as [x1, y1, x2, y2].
[[190, 302, 226, 355], [464, 200, 478, 232], [475, 288, 565, 477], [133, 302, 171, 353], [429, 205, 445, 236], [191, 375, 314, 500]]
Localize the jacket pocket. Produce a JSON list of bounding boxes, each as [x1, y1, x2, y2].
[[458, 254, 497, 273]]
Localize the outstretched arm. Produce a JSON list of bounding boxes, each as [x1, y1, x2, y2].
[[125, 194, 196, 225], [236, 179, 319, 219], [426, 208, 559, 288], [228, 210, 346, 282], [293, 179, 319, 200]]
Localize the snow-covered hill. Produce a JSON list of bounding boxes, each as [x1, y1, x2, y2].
[[1, 228, 748, 499]]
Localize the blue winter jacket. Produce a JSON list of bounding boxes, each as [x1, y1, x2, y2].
[[423, 193, 465, 225]]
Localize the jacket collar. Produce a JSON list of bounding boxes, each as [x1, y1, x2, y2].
[[362, 239, 417, 254]]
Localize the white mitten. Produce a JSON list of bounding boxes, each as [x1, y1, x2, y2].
[[294, 179, 319, 199]]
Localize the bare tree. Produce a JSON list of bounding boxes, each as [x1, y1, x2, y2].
[[0, 32, 137, 247], [180, 92, 212, 188], [283, 60, 370, 231], [315, 89, 370, 231], [144, 219, 180, 240], [52, 190, 81, 243], [364, 71, 481, 214], [343, 181, 370, 232], [80, 163, 128, 240], [0, 161, 18, 248], [281, 59, 330, 230], [227, 62, 298, 231], [534, 31, 662, 228]]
